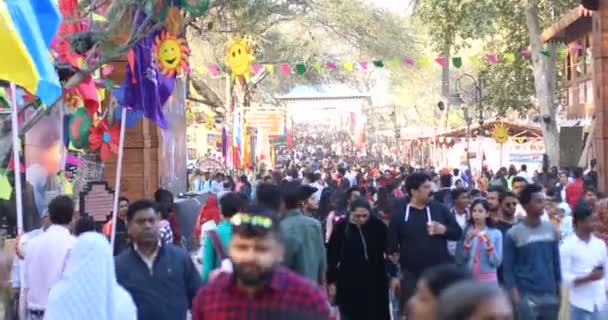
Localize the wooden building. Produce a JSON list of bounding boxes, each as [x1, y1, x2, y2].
[[541, 2, 608, 190]]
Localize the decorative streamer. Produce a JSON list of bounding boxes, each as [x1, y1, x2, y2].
[[469, 56, 480, 66], [327, 62, 337, 71], [265, 64, 274, 73], [452, 57, 463, 68], [343, 62, 354, 72], [313, 63, 322, 73], [295, 64, 306, 75], [435, 57, 446, 67], [418, 57, 430, 69], [252, 63, 261, 74], [404, 58, 415, 66], [359, 61, 368, 70], [280, 63, 290, 75], [372, 60, 384, 68], [208, 64, 219, 76], [388, 58, 400, 69]]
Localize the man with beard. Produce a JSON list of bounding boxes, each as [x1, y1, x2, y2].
[[115, 200, 202, 320], [192, 208, 331, 320], [486, 186, 504, 222], [388, 173, 462, 317]]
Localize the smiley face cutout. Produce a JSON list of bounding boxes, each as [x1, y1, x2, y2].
[[225, 34, 255, 81], [153, 30, 190, 77]]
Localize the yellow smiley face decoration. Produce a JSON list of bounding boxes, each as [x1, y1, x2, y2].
[[491, 122, 510, 144], [152, 30, 190, 77], [225, 34, 255, 82]]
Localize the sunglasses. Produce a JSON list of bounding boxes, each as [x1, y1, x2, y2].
[[230, 213, 273, 229]]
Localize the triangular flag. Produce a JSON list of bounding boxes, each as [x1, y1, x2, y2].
[[359, 61, 368, 70], [418, 58, 430, 69], [556, 47, 567, 58], [452, 57, 462, 68], [503, 53, 516, 63], [469, 56, 480, 66], [372, 60, 384, 68], [252, 64, 261, 74], [265, 64, 274, 73], [540, 50, 551, 57], [404, 58, 415, 66], [295, 64, 306, 75], [435, 57, 446, 67], [280, 63, 290, 75], [486, 53, 499, 64], [389, 58, 400, 69], [0, 173, 11, 200], [327, 62, 337, 71], [194, 66, 206, 75], [343, 62, 353, 72], [520, 49, 532, 57], [208, 64, 219, 76], [313, 63, 322, 73], [570, 43, 583, 52]]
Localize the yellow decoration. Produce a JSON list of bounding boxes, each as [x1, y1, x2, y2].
[[225, 34, 255, 81], [265, 64, 274, 73], [343, 62, 353, 72], [0, 173, 12, 200], [491, 122, 509, 144], [152, 30, 190, 77]]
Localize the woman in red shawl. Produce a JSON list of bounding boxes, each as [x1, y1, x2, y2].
[[194, 194, 221, 245]]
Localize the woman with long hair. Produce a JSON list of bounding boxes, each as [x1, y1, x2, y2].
[[457, 198, 503, 283]]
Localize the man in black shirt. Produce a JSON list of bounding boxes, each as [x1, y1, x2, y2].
[[495, 191, 519, 284], [387, 172, 462, 317]]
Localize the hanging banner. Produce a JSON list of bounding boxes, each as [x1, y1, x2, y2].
[[245, 110, 285, 136]]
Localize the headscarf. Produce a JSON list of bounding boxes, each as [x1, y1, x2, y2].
[[43, 233, 136, 320], [194, 194, 221, 239]]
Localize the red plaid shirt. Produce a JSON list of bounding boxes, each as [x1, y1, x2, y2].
[[192, 266, 331, 320]]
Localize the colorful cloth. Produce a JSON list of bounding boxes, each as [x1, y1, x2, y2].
[[159, 219, 173, 245], [192, 267, 331, 320]]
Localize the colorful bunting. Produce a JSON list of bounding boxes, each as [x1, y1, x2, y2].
[[452, 57, 462, 68], [540, 50, 551, 57], [343, 62, 354, 72], [295, 64, 306, 75], [312, 63, 322, 73], [404, 58, 415, 66], [265, 64, 274, 73], [570, 43, 583, 52], [469, 56, 480, 66], [435, 57, 446, 67], [327, 62, 337, 71], [418, 58, 430, 69], [486, 53, 498, 64], [372, 60, 384, 68], [280, 63, 290, 75], [388, 58, 400, 69], [520, 49, 531, 57], [359, 61, 368, 70], [252, 63, 261, 74], [208, 64, 219, 76]]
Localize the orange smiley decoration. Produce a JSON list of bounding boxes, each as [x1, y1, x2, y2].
[[152, 30, 190, 78]]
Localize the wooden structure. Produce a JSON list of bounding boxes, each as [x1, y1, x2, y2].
[[541, 3, 608, 190], [102, 61, 160, 200]]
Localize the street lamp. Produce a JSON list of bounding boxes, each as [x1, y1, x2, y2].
[[452, 73, 483, 173]]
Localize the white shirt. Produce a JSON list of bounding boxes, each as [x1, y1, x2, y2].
[[134, 243, 159, 273], [311, 181, 325, 202], [560, 234, 608, 312]]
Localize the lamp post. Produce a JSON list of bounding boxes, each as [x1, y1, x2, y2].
[[452, 73, 483, 174]]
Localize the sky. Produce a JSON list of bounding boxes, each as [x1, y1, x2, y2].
[[370, 0, 411, 13]]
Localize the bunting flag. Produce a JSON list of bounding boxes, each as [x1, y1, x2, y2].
[[359, 61, 368, 70], [372, 60, 384, 68], [570, 42, 583, 52], [312, 63, 322, 73], [404, 58, 415, 66], [0, 0, 62, 105], [295, 64, 306, 75], [452, 57, 462, 68], [252, 63, 261, 74], [343, 62, 353, 72], [486, 54, 498, 64], [327, 62, 337, 71], [280, 63, 290, 75], [503, 53, 516, 63], [435, 57, 446, 67], [265, 64, 274, 73]]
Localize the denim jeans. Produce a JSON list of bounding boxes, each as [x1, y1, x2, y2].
[[517, 293, 559, 320], [570, 304, 608, 320]]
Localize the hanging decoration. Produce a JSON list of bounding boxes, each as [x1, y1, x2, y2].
[[491, 122, 510, 144], [225, 34, 255, 82], [183, 0, 210, 17], [89, 120, 120, 161], [69, 107, 92, 149], [152, 30, 190, 78]]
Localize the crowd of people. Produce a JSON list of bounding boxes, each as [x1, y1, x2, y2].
[[3, 118, 608, 320]]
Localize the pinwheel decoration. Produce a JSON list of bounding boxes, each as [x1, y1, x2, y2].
[[89, 120, 120, 161]]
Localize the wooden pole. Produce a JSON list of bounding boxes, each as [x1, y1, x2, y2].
[[110, 107, 127, 252]]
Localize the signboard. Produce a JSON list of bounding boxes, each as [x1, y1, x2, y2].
[[245, 111, 284, 135], [79, 181, 114, 223]]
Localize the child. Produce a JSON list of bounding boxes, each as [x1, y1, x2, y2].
[[457, 198, 503, 283]]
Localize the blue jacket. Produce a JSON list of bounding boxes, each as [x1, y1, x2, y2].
[[456, 226, 502, 278], [502, 221, 561, 295], [115, 244, 202, 320]]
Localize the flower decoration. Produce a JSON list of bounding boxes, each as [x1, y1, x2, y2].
[[89, 120, 120, 161], [152, 30, 190, 77], [225, 34, 255, 82]]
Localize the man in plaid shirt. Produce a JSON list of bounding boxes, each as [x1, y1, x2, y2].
[[192, 208, 331, 320]]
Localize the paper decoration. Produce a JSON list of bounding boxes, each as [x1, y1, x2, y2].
[[152, 30, 190, 77], [418, 58, 430, 69], [89, 120, 120, 161], [69, 107, 92, 149], [540, 50, 550, 57], [570, 43, 583, 52], [404, 58, 415, 66], [359, 61, 368, 70], [252, 63, 261, 74], [295, 64, 306, 75], [208, 64, 219, 76], [556, 47, 568, 58], [343, 62, 354, 72], [388, 58, 400, 69], [0, 173, 11, 200], [520, 49, 531, 57], [327, 62, 337, 71], [194, 66, 206, 75], [452, 57, 462, 68], [265, 64, 274, 73], [435, 57, 446, 67], [486, 54, 498, 64], [183, 0, 210, 17], [372, 60, 384, 68], [225, 34, 255, 81], [313, 63, 322, 73], [503, 53, 516, 63], [469, 56, 480, 66], [280, 63, 290, 75], [491, 122, 509, 144]]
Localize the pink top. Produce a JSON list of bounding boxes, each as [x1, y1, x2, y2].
[[24, 225, 75, 310]]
